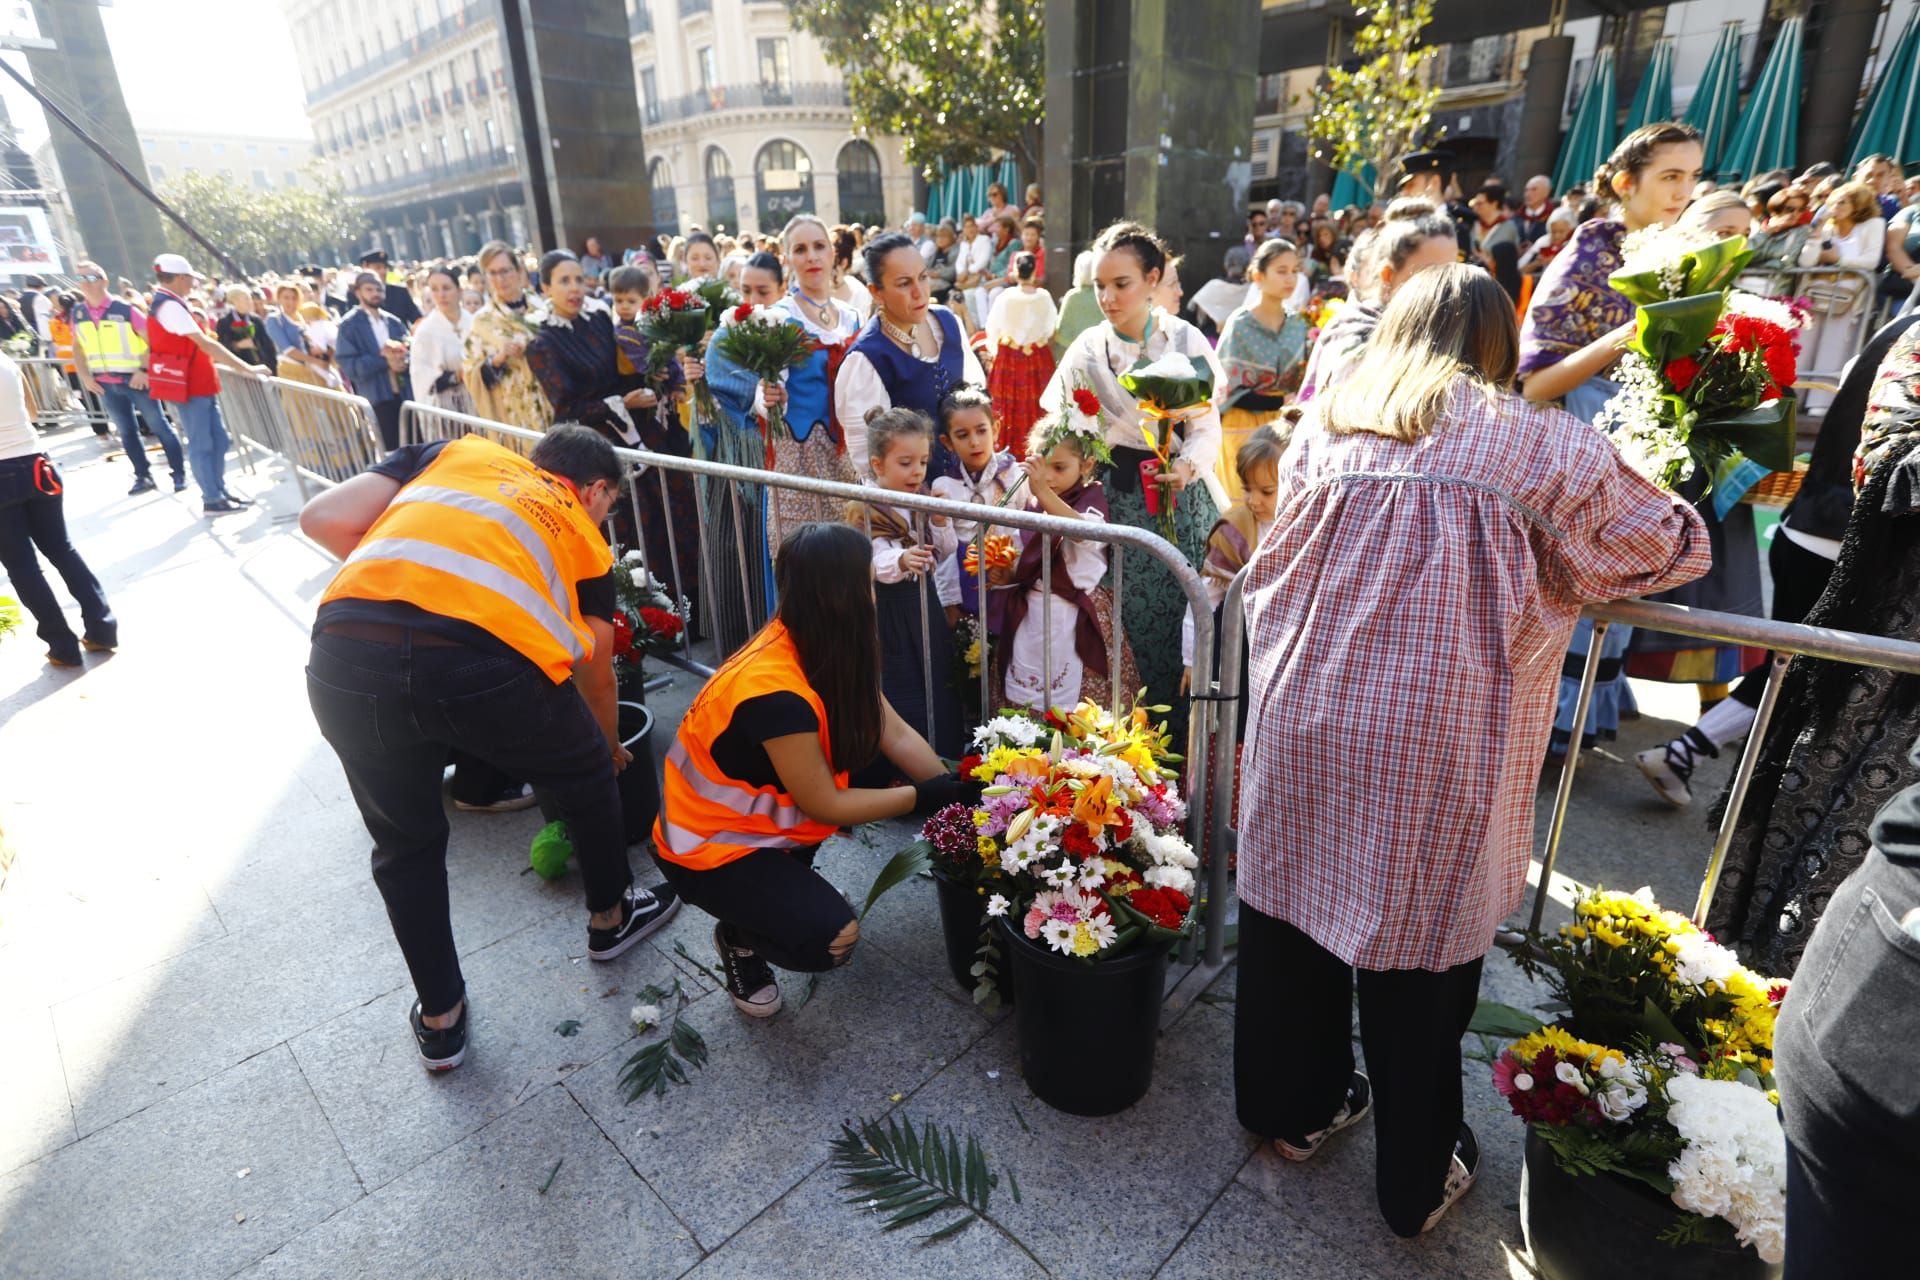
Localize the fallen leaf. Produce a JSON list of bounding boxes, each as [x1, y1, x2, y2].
[[553, 1019, 583, 1038], [888, 1092, 903, 1102]]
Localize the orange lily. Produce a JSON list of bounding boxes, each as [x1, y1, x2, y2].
[[1071, 776, 1123, 839]]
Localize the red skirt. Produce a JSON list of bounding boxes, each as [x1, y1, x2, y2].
[[987, 343, 1056, 459]]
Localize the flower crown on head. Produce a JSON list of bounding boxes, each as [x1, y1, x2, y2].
[[1034, 379, 1114, 464]]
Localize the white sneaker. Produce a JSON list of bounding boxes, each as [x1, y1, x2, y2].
[[1275, 1070, 1372, 1162], [1421, 1125, 1480, 1233]]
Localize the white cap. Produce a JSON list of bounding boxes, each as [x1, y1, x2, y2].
[[153, 253, 200, 278]]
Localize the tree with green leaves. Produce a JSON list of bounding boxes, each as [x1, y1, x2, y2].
[[157, 166, 366, 274], [786, 0, 1042, 182], [1307, 0, 1444, 201]]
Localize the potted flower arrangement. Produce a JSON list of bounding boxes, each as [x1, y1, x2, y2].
[[894, 700, 1198, 1116], [1593, 229, 1803, 508], [1117, 353, 1213, 540], [610, 549, 687, 703], [1492, 887, 1788, 1279]]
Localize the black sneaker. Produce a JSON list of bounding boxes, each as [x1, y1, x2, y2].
[[587, 883, 681, 961], [1275, 1070, 1372, 1162], [1420, 1123, 1481, 1233], [127, 475, 156, 495], [714, 922, 782, 1017], [410, 997, 468, 1071], [172, 475, 189, 492], [221, 492, 253, 506], [202, 498, 247, 515]]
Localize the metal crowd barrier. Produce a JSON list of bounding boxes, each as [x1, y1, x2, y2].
[[214, 373, 384, 501], [1741, 266, 1881, 395], [393, 400, 1230, 965], [16, 355, 107, 433]]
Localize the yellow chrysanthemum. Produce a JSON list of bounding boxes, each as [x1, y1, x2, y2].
[[971, 810, 989, 828], [976, 836, 1000, 866], [1511, 1026, 1624, 1068], [1070, 924, 1100, 957]]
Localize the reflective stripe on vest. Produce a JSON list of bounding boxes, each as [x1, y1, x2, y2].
[[319, 436, 610, 681], [73, 303, 148, 374], [652, 621, 846, 870]]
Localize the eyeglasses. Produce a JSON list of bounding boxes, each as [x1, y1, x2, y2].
[[77, 274, 103, 282]]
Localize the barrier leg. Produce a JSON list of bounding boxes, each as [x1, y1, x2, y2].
[[1528, 620, 1609, 934], [1693, 653, 1790, 926]]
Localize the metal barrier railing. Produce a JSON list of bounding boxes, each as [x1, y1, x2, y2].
[[16, 355, 107, 433], [394, 401, 1230, 965], [213, 372, 384, 501], [1742, 266, 1881, 395]]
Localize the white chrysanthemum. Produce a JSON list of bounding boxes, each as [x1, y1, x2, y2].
[[1672, 932, 1743, 988], [1076, 860, 1108, 891], [1084, 915, 1118, 951], [1144, 864, 1195, 896], [972, 715, 1046, 750], [1723, 290, 1803, 331], [1665, 1074, 1787, 1264], [1130, 351, 1201, 381], [1041, 919, 1078, 955], [630, 1003, 662, 1030], [1618, 223, 1724, 297], [1141, 829, 1199, 870], [985, 893, 1009, 918], [1041, 860, 1077, 889]]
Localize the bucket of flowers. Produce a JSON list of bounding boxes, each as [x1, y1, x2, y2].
[[610, 549, 688, 702], [1117, 353, 1214, 541], [1493, 887, 1788, 1279], [1593, 229, 1803, 512], [878, 699, 1197, 1116]]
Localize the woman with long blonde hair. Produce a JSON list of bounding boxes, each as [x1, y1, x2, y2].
[[1235, 263, 1709, 1240]]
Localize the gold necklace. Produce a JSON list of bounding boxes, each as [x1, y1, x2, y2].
[[880, 315, 924, 358], [797, 291, 836, 327]]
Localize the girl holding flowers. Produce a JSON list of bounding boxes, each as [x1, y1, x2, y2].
[[1213, 239, 1307, 503], [1041, 221, 1228, 712]]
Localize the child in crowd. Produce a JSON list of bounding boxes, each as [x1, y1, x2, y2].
[[853, 407, 964, 757], [998, 410, 1138, 714], [930, 386, 1021, 633], [984, 252, 1058, 459], [608, 264, 699, 621]]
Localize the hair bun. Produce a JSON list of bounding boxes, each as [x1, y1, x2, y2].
[[863, 405, 885, 425]]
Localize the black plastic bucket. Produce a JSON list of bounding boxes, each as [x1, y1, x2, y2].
[[617, 701, 659, 847], [932, 870, 1014, 1005], [998, 917, 1171, 1115]]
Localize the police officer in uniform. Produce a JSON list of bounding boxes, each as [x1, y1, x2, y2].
[[1394, 149, 1474, 257], [300, 424, 678, 1070]]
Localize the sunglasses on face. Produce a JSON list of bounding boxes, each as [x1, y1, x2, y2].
[[78, 274, 103, 282]]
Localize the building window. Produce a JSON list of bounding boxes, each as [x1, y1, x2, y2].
[[178, 140, 190, 154], [438, 136, 451, 166], [283, 173, 297, 188], [835, 139, 884, 227], [246, 143, 259, 158], [697, 46, 716, 92], [640, 67, 660, 125], [252, 169, 269, 189], [461, 125, 474, 159], [150, 164, 167, 181], [649, 155, 678, 233], [757, 38, 791, 100], [483, 117, 500, 159], [754, 138, 814, 228], [704, 145, 737, 231]]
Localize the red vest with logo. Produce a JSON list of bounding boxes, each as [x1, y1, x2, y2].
[[146, 288, 220, 402]]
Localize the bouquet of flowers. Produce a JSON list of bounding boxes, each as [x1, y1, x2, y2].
[[1593, 228, 1802, 504], [911, 701, 1194, 998], [1117, 352, 1213, 539], [637, 285, 717, 418], [713, 303, 813, 445], [1490, 886, 1789, 1263], [610, 550, 688, 682], [961, 533, 1019, 576]]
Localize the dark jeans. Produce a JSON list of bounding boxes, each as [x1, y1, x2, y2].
[[306, 631, 632, 1016], [371, 397, 402, 450], [1730, 532, 1838, 708], [1776, 846, 1920, 1276], [0, 455, 114, 658], [650, 843, 855, 972], [98, 381, 184, 481], [1234, 901, 1482, 1237]]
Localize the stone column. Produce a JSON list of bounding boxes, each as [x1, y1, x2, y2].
[[1043, 0, 1260, 295], [1514, 35, 1573, 191], [1801, 0, 1879, 170]]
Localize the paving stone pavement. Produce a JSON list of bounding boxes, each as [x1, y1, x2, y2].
[[0, 424, 1750, 1278]]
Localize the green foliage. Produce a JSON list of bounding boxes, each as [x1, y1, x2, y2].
[[969, 920, 1006, 1013], [158, 165, 366, 274], [1307, 0, 1444, 201], [1657, 1212, 1742, 1249], [0, 595, 21, 642], [830, 1115, 1023, 1247], [618, 977, 707, 1101], [1535, 1119, 1682, 1195], [1467, 999, 1547, 1040], [859, 841, 933, 921], [528, 821, 573, 881], [787, 0, 1043, 180]]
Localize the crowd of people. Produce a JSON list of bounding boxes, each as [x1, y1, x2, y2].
[[7, 121, 1916, 1274]]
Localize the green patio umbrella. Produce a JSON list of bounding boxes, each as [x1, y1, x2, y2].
[[1848, 6, 1920, 169], [1553, 45, 1616, 196], [1685, 22, 1744, 174], [1717, 16, 1803, 182], [1622, 38, 1675, 134]]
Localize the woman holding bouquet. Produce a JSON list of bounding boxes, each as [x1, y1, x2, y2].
[[1237, 265, 1708, 1238], [1042, 221, 1228, 713], [1518, 121, 1710, 759], [462, 240, 551, 431], [703, 215, 861, 557]]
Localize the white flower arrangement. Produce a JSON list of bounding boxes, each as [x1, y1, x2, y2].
[[1671, 931, 1744, 989], [1664, 1074, 1787, 1264], [1129, 351, 1202, 381], [972, 715, 1047, 751], [1617, 223, 1724, 298]]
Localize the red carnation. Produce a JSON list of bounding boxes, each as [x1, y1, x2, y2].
[[610, 609, 635, 658], [638, 605, 684, 639], [1061, 825, 1098, 858], [1129, 886, 1187, 929], [1112, 809, 1133, 841], [732, 303, 754, 323], [1665, 356, 1702, 392], [1071, 387, 1101, 418], [958, 753, 984, 777], [1762, 340, 1797, 389]]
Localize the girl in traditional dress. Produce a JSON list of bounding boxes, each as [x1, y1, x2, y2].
[[1214, 239, 1308, 503], [1297, 204, 1458, 402], [462, 239, 551, 431], [854, 407, 963, 758], [408, 266, 475, 415], [834, 232, 986, 479], [1042, 221, 1227, 713], [929, 386, 1019, 634], [705, 215, 862, 559], [983, 251, 1057, 458], [998, 411, 1138, 715]]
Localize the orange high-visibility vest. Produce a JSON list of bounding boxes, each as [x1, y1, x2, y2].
[[320, 435, 611, 682], [654, 619, 847, 870]]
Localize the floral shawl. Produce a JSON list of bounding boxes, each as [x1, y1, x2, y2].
[[462, 297, 552, 432], [1517, 218, 1632, 380], [1855, 321, 1920, 486], [1216, 306, 1308, 408]]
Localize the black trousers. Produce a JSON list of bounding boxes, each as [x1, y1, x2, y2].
[[0, 455, 115, 660], [650, 844, 855, 972], [371, 397, 403, 450], [1776, 847, 1920, 1276], [1233, 901, 1482, 1237], [306, 632, 632, 1016]]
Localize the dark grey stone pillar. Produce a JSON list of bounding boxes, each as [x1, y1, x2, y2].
[[1515, 35, 1573, 191], [500, 0, 653, 256], [1801, 0, 1879, 170], [1043, 0, 1260, 294], [25, 0, 168, 282]]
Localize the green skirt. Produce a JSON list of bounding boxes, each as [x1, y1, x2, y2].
[[1099, 469, 1220, 717]]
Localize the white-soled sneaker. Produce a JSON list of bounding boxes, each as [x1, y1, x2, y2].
[[714, 922, 783, 1018], [587, 883, 681, 960], [1275, 1070, 1372, 1162], [1636, 727, 1719, 809], [1420, 1124, 1481, 1233]]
